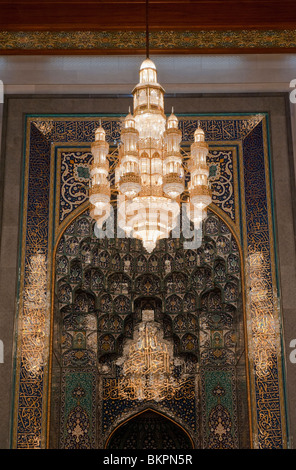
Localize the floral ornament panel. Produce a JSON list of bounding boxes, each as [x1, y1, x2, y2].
[[59, 146, 236, 225], [60, 151, 92, 223], [3, 31, 296, 53], [201, 370, 238, 449], [208, 150, 235, 221], [60, 373, 96, 449]]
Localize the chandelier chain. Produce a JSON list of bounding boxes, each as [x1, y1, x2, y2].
[[146, 0, 150, 59]]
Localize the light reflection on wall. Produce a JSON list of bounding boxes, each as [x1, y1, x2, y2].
[[247, 252, 280, 379], [104, 311, 194, 402], [22, 251, 48, 378]]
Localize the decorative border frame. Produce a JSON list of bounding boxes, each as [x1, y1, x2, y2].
[[11, 112, 287, 448], [1, 30, 296, 54]]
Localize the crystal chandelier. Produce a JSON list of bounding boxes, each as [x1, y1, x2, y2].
[[89, 58, 212, 252]]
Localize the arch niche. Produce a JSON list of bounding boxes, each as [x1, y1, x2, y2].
[[48, 206, 250, 449], [106, 409, 194, 449]]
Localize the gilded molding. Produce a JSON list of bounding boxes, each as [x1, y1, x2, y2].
[[1, 30, 296, 52]]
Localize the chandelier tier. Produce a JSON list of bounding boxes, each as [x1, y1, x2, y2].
[[89, 58, 212, 252]]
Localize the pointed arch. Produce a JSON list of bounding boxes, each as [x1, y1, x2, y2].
[[48, 203, 251, 449], [104, 408, 194, 449]]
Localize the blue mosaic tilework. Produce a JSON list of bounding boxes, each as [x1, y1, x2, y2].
[[58, 147, 236, 224], [102, 377, 196, 434], [243, 121, 283, 448], [60, 371, 96, 449], [12, 113, 285, 449], [16, 123, 51, 448], [201, 368, 238, 448], [179, 116, 263, 142], [59, 151, 92, 223]]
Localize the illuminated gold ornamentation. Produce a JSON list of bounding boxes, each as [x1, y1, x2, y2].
[[22, 251, 48, 378], [240, 114, 265, 137], [32, 120, 54, 137], [247, 252, 280, 379], [105, 318, 193, 402], [2, 30, 296, 53]]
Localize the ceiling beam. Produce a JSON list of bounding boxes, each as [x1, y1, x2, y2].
[[1, 1, 296, 31]]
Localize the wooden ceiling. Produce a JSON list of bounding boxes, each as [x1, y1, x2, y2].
[[1, 0, 296, 31], [1, 0, 296, 54]]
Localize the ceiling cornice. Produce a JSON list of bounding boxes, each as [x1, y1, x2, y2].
[[1, 1, 296, 54]]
